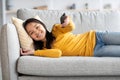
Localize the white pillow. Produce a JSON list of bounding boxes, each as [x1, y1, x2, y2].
[[11, 15, 42, 50]]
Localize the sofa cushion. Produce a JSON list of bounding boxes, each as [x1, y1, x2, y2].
[[17, 56, 120, 76], [17, 8, 120, 34], [11, 17, 34, 49]]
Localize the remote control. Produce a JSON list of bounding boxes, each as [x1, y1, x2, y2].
[[60, 13, 67, 24]]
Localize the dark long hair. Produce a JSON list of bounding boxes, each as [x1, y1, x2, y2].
[[23, 18, 55, 50]]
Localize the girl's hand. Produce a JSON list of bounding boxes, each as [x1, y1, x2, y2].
[[20, 48, 34, 56], [61, 16, 70, 27]]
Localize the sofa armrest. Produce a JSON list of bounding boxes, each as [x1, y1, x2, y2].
[[1, 23, 20, 80]]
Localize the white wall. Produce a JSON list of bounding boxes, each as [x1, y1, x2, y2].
[[49, 0, 102, 10], [6, 0, 120, 10], [0, 0, 6, 26], [6, 0, 50, 10], [102, 0, 120, 9]]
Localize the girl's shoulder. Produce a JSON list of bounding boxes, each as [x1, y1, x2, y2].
[[52, 24, 62, 29]]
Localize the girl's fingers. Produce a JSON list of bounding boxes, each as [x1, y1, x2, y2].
[[20, 48, 34, 55], [20, 48, 28, 56]]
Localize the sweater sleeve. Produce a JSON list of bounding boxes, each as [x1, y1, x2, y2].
[[52, 18, 75, 36], [34, 49, 62, 58]]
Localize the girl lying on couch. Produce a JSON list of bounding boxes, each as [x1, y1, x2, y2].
[[21, 14, 120, 58]]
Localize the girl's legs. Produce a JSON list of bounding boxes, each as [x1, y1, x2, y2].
[[99, 31, 120, 45], [94, 31, 120, 57]]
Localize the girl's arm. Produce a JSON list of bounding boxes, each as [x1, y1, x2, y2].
[[34, 49, 62, 58], [52, 16, 75, 36], [20, 48, 62, 58]]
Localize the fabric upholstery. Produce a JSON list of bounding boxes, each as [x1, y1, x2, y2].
[[1, 24, 20, 80], [17, 56, 120, 76], [11, 17, 34, 49], [17, 9, 120, 34], [18, 76, 120, 80]]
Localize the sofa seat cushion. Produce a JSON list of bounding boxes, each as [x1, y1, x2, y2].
[[17, 56, 120, 76]]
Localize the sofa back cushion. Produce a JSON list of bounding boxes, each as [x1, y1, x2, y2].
[[17, 8, 120, 34]]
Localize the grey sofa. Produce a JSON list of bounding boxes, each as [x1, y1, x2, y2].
[[1, 8, 120, 80]]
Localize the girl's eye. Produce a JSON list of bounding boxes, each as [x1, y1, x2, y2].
[[36, 26, 39, 29], [30, 32, 34, 35]]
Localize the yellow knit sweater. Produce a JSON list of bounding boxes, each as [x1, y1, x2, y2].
[[34, 19, 96, 58]]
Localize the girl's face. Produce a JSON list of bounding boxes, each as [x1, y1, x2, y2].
[[26, 22, 46, 41]]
